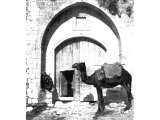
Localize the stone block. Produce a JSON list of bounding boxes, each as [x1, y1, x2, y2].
[[35, 73, 40, 78], [48, 103, 54, 107], [45, 99, 52, 104], [64, 101, 79, 108], [26, 82, 29, 89], [36, 54, 41, 59], [32, 68, 38, 74], [26, 58, 31, 65], [36, 65, 40, 71], [31, 54, 37, 59], [34, 78, 39, 82], [32, 98, 38, 103], [46, 92, 52, 99], [28, 78, 33, 83], [27, 88, 32, 94], [30, 73, 36, 79], [26, 107, 33, 112], [109, 103, 118, 108], [28, 98, 32, 104], [30, 63, 37, 69], [26, 73, 31, 79], [26, 49, 32, 55], [26, 54, 32, 60], [27, 68, 32, 74], [28, 92, 34, 98], [56, 108, 66, 115], [26, 33, 37, 40], [31, 59, 37, 65], [54, 101, 63, 108], [36, 81, 40, 88], [32, 93, 38, 99], [35, 58, 41, 63], [35, 44, 41, 50], [29, 82, 36, 89]]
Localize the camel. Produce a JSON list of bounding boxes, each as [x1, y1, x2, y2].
[[72, 62, 133, 114]]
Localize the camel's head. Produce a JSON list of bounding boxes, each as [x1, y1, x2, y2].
[[72, 62, 86, 71]]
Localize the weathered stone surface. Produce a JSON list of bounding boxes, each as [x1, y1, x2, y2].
[[27, 78, 32, 83], [109, 103, 118, 108], [47, 103, 54, 107], [28, 92, 34, 98], [54, 101, 63, 108], [35, 73, 40, 78], [46, 92, 52, 99], [32, 98, 38, 103], [28, 98, 32, 104], [27, 100, 134, 120], [26, 107, 33, 112], [29, 73, 36, 79], [29, 82, 36, 89], [45, 99, 52, 104], [27, 88, 32, 94]]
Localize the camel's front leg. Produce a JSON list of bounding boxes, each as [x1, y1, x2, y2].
[[96, 87, 104, 114]]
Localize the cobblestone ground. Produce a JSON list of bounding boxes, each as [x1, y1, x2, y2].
[[27, 101, 134, 120]]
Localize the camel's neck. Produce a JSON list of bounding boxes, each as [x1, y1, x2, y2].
[[79, 70, 93, 85]]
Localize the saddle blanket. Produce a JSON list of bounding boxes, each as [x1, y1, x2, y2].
[[102, 62, 122, 78]]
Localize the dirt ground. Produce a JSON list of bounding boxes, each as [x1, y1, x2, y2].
[[26, 101, 133, 120]]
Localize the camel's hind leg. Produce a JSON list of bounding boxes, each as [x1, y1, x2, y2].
[[122, 81, 133, 111]]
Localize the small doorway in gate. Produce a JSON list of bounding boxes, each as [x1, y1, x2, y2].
[[60, 70, 74, 97]]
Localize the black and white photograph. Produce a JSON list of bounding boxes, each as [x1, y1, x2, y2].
[[2, 0, 160, 120], [26, 0, 134, 120]]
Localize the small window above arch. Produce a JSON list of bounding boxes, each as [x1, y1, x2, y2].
[[72, 13, 90, 31]]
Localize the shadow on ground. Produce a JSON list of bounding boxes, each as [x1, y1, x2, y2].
[[26, 103, 48, 120], [93, 110, 115, 120], [104, 86, 128, 105]]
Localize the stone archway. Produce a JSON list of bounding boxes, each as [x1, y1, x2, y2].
[[41, 2, 121, 73]]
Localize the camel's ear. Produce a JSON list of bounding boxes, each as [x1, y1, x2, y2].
[[72, 63, 75, 68]]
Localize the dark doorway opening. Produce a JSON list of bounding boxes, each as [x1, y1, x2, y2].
[[60, 70, 74, 97]]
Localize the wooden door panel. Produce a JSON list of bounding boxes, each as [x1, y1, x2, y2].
[[55, 40, 80, 99], [55, 38, 106, 101]]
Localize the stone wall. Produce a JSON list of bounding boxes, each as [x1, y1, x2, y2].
[[26, 0, 40, 104], [26, 0, 134, 105], [26, 0, 79, 105]]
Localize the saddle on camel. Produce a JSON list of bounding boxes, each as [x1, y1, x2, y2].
[[101, 62, 123, 79]]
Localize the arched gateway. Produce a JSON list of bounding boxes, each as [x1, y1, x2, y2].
[[41, 2, 121, 102]]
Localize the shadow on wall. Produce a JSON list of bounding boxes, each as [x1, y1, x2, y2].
[[52, 88, 59, 104], [104, 86, 128, 105], [83, 93, 94, 101]]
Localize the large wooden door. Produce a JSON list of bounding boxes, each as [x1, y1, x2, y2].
[[55, 37, 106, 101], [55, 40, 80, 101]]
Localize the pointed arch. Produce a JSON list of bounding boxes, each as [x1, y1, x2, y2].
[[41, 2, 121, 72]]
